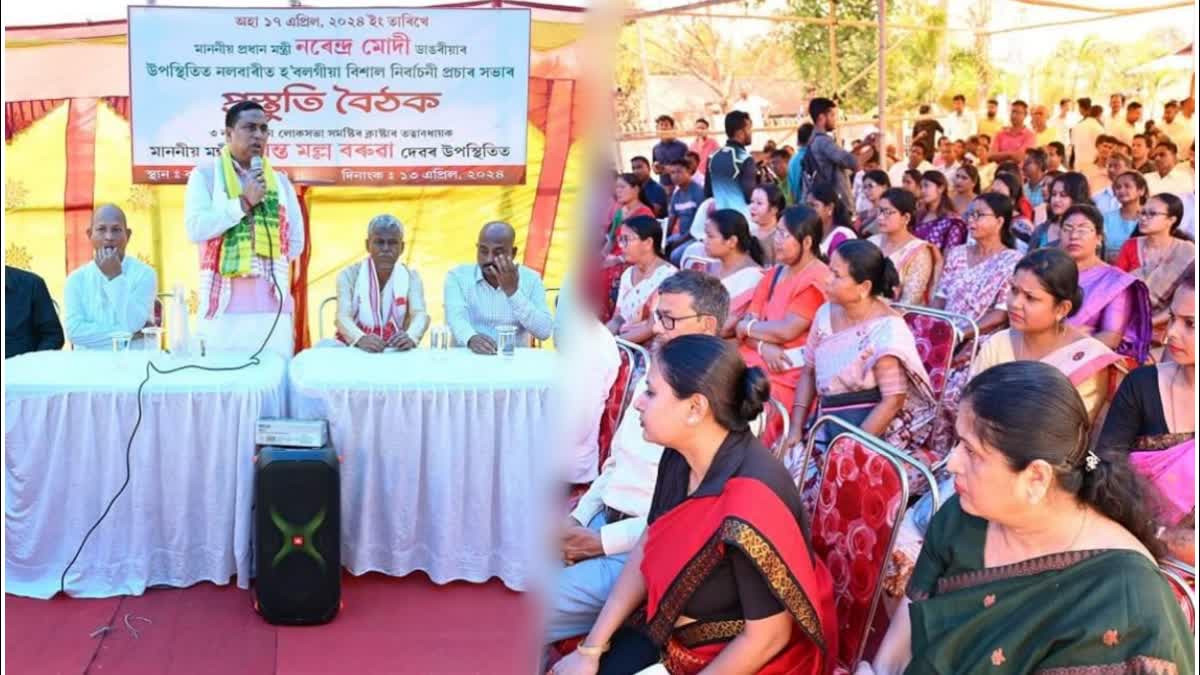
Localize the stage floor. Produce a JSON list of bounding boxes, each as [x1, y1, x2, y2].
[[4, 572, 539, 675]]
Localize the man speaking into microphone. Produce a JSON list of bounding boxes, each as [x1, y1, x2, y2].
[[184, 101, 305, 358]]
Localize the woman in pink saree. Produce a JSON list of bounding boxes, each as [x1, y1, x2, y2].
[[1098, 271, 1195, 563], [1059, 204, 1152, 364]]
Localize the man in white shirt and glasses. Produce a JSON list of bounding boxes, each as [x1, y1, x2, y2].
[[548, 269, 730, 642]]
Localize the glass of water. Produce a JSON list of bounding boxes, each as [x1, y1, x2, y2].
[[110, 331, 133, 353], [429, 325, 450, 357], [497, 324, 517, 359], [142, 327, 163, 355]]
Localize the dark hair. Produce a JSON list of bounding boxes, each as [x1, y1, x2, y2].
[[880, 187, 917, 231], [725, 111, 751, 138], [974, 192, 1018, 249], [953, 94, 966, 103], [621, 215, 667, 260], [658, 269, 731, 328], [1113, 171, 1149, 206], [696, 118, 710, 128], [1127, 102, 1142, 112], [1047, 141, 1066, 158], [1132, 133, 1150, 147], [834, 239, 899, 299], [919, 104, 932, 115], [902, 168, 923, 187], [955, 163, 982, 196], [1011, 99, 1029, 111], [657, 334, 772, 431], [992, 171, 1025, 203], [1077, 97, 1091, 110], [987, 98, 998, 105], [809, 97, 836, 123], [225, 101, 265, 129], [1060, 97, 1071, 106], [1062, 203, 1106, 256], [807, 181, 852, 229], [655, 115, 676, 127], [631, 156, 651, 170], [1111, 92, 1126, 104], [961, 361, 1165, 558], [920, 170, 958, 217], [996, 160, 1021, 177], [668, 158, 691, 171], [1024, 147, 1048, 172], [1180, 262, 1196, 291], [617, 172, 650, 208], [709, 209, 765, 265], [863, 169, 891, 190], [780, 205, 825, 261], [1048, 172, 1095, 223], [1014, 248, 1083, 317], [1165, 100, 1180, 109], [1155, 139, 1179, 156], [797, 122, 815, 146], [1142, 193, 1190, 241], [1089, 105, 1104, 118], [756, 183, 787, 223]]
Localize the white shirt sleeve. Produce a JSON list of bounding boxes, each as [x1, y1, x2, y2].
[[599, 516, 648, 556], [443, 267, 478, 346], [509, 268, 554, 340], [184, 164, 246, 244], [64, 262, 157, 349]]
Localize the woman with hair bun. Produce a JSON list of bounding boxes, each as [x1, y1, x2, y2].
[[866, 361, 1193, 675], [551, 335, 837, 675], [785, 240, 939, 486]]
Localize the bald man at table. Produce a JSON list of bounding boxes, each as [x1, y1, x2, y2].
[[64, 204, 158, 350], [444, 221, 554, 355]]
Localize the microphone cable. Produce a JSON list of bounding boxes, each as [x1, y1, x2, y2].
[[59, 203, 286, 596]]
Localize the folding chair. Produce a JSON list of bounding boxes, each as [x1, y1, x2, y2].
[[1160, 558, 1197, 633]]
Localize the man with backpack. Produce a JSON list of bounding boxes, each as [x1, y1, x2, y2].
[[799, 97, 869, 214]]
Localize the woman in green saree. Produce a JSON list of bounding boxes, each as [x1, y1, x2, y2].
[[862, 361, 1193, 675]]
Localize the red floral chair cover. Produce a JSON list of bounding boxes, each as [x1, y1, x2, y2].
[[679, 253, 717, 273], [810, 432, 909, 670], [1160, 560, 1196, 633], [899, 310, 957, 403]]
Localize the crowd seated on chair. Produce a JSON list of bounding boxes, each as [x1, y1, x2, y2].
[[563, 92, 1197, 671]]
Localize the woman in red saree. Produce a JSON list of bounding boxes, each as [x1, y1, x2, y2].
[[551, 335, 836, 675], [734, 205, 830, 413], [594, 173, 655, 322]]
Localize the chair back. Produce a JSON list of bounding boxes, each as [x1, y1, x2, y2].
[[1160, 559, 1197, 633], [892, 303, 974, 404], [318, 296, 337, 341], [809, 427, 910, 669], [679, 253, 717, 273], [752, 398, 791, 460], [597, 343, 639, 472]]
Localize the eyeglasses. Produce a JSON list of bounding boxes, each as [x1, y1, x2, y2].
[[964, 211, 995, 221], [1138, 210, 1169, 219], [616, 235, 637, 246], [655, 310, 706, 330], [877, 207, 900, 218], [1059, 225, 1097, 238]]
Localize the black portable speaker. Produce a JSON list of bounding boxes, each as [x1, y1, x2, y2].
[[253, 445, 341, 625]]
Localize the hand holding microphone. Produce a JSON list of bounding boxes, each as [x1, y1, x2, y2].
[[240, 155, 267, 210]]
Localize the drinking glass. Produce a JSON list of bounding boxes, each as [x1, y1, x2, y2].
[[497, 324, 517, 359], [110, 331, 133, 353], [142, 327, 163, 355]]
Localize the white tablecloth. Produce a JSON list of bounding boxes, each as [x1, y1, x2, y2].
[[288, 348, 555, 591], [4, 351, 287, 598]]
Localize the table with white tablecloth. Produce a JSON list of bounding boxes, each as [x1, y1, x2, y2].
[[4, 351, 288, 598], [287, 347, 555, 591]]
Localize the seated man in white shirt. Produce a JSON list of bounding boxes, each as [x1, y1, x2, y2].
[[334, 214, 429, 352], [1091, 153, 1131, 214], [64, 204, 157, 349], [548, 269, 730, 642], [1146, 139, 1195, 197], [445, 221, 554, 354]]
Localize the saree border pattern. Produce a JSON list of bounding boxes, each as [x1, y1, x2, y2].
[[908, 549, 1108, 601], [1132, 433, 1195, 452], [1035, 655, 1180, 674], [643, 516, 828, 657], [673, 619, 744, 647]]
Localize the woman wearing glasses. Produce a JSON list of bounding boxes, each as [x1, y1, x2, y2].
[[607, 215, 677, 345], [927, 193, 1025, 456], [735, 205, 829, 414], [1059, 204, 1152, 363], [1114, 193, 1196, 348], [867, 188, 938, 304]]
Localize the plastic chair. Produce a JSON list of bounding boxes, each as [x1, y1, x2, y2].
[[318, 296, 337, 341], [753, 398, 791, 459], [891, 303, 977, 405], [808, 425, 915, 671]]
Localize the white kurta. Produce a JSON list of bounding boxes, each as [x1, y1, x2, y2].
[[63, 256, 158, 350]]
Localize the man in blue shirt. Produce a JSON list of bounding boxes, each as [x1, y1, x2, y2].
[[665, 159, 706, 264], [631, 156, 668, 218], [787, 123, 814, 204], [651, 115, 689, 190]]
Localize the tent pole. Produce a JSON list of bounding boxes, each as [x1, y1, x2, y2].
[[829, 0, 839, 95], [877, 0, 886, 162]]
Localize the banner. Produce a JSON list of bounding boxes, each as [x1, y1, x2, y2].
[[127, 6, 531, 186]]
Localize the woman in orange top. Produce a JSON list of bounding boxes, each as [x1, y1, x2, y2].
[[734, 205, 830, 411]]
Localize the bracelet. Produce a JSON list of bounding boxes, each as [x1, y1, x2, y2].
[[745, 319, 759, 339], [756, 340, 765, 356], [576, 642, 610, 658]]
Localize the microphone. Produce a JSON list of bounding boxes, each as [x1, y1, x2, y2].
[[250, 155, 264, 177]]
